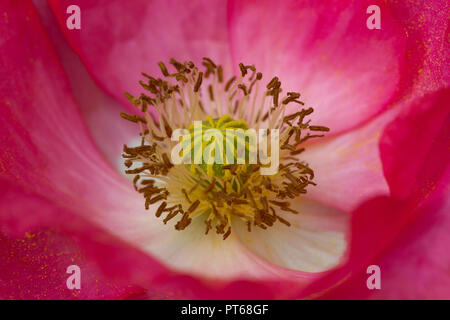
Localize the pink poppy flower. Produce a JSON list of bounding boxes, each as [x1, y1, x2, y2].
[[0, 0, 448, 299]]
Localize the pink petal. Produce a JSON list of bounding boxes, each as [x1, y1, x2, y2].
[[299, 108, 395, 212], [0, 230, 141, 300], [228, 0, 406, 134], [47, 0, 232, 111], [33, 1, 139, 168], [0, 181, 143, 300], [380, 89, 450, 199], [300, 89, 450, 299], [312, 170, 450, 299], [300, 88, 448, 212], [233, 198, 349, 273], [387, 0, 450, 96], [366, 175, 450, 299]]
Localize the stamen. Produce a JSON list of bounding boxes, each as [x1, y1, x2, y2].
[[121, 58, 329, 240]]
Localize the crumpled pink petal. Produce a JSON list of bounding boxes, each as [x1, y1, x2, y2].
[[299, 89, 450, 299], [228, 0, 406, 134], [47, 0, 232, 111], [380, 89, 450, 199], [320, 173, 449, 299]]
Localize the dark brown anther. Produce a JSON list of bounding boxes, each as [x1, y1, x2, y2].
[[283, 128, 295, 145], [169, 58, 186, 72], [162, 153, 173, 168], [208, 85, 215, 101], [282, 95, 305, 105], [187, 200, 200, 214], [211, 203, 226, 224], [141, 100, 148, 112], [158, 62, 169, 77], [309, 125, 330, 132], [272, 88, 280, 107], [281, 144, 296, 151], [276, 215, 291, 227], [205, 220, 212, 235], [148, 194, 167, 205], [283, 112, 301, 123], [279, 206, 298, 214], [257, 223, 267, 230], [175, 73, 188, 83], [125, 160, 133, 168], [223, 227, 231, 240], [149, 130, 164, 142], [217, 65, 223, 83], [261, 196, 269, 212], [155, 201, 167, 218], [164, 210, 180, 224], [293, 163, 315, 179], [203, 57, 217, 68], [295, 128, 301, 142], [133, 175, 140, 191], [126, 165, 151, 174], [239, 63, 247, 77], [215, 223, 225, 234], [204, 178, 216, 193], [287, 92, 301, 98], [140, 94, 155, 106], [238, 84, 248, 96], [161, 116, 173, 137], [225, 76, 236, 91], [194, 72, 203, 92], [267, 77, 279, 89], [304, 107, 314, 115], [124, 92, 141, 107], [120, 112, 147, 124], [290, 148, 305, 155], [141, 72, 155, 80], [139, 80, 151, 91]]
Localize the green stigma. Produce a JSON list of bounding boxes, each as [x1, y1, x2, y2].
[[183, 114, 253, 178]]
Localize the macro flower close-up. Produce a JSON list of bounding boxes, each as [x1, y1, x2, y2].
[[0, 0, 448, 300]]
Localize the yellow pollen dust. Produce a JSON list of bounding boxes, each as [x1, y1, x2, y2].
[[121, 58, 329, 240]]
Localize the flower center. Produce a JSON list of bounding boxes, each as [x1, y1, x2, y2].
[[120, 58, 329, 240], [184, 114, 250, 179]]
